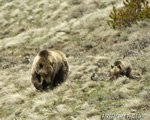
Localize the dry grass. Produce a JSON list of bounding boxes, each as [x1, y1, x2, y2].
[[0, 0, 150, 119]]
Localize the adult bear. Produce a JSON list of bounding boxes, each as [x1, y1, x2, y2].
[[31, 49, 69, 90]]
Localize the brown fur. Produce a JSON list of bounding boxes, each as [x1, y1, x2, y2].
[[110, 60, 132, 80], [31, 49, 69, 90]]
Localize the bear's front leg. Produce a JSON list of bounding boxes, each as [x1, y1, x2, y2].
[[61, 61, 69, 82], [31, 72, 43, 90]]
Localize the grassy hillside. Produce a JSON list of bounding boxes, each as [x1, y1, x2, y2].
[[0, 0, 150, 119]]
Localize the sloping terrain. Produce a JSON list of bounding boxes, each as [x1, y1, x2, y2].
[[0, 0, 150, 120]]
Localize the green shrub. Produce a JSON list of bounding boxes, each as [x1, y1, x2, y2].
[[107, 0, 150, 29]]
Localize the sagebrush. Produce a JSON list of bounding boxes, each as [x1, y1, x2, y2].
[[107, 0, 150, 29]]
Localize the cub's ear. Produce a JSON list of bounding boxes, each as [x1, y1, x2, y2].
[[51, 62, 54, 67], [118, 65, 121, 69], [111, 65, 114, 68]]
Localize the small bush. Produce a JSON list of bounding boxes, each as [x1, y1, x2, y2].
[[69, 5, 88, 19], [129, 37, 150, 51], [69, 0, 82, 5], [107, 0, 150, 29]]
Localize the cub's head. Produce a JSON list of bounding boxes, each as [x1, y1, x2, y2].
[[109, 65, 121, 80]]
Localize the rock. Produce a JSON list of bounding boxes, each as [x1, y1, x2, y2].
[[91, 72, 109, 81]]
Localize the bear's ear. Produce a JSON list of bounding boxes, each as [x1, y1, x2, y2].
[[39, 50, 49, 58], [111, 65, 114, 68]]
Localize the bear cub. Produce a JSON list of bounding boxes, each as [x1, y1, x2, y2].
[[110, 59, 132, 80]]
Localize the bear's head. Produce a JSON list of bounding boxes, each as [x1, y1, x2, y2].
[[109, 65, 121, 80], [35, 57, 53, 76]]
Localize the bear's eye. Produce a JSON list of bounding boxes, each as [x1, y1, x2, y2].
[[39, 63, 43, 68]]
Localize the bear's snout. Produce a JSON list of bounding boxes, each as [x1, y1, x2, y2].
[[33, 78, 49, 90], [33, 82, 43, 90]]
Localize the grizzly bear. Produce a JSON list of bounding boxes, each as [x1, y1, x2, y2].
[[31, 49, 69, 90], [109, 59, 132, 80]]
